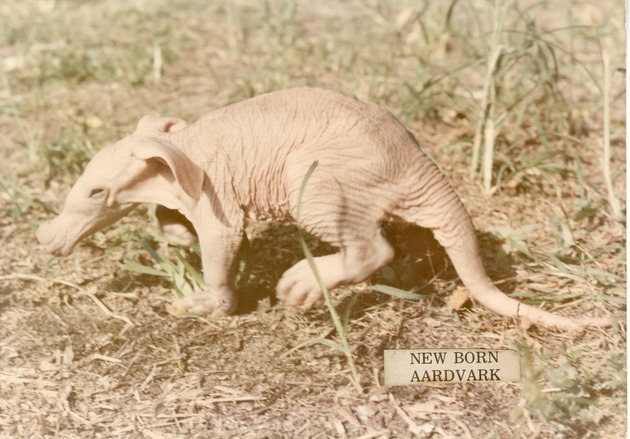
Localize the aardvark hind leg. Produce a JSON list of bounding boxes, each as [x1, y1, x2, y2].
[[276, 235, 394, 308], [155, 205, 197, 246]]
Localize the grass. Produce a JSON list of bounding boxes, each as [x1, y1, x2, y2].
[[122, 232, 251, 302], [514, 340, 627, 435], [122, 240, 207, 300], [1, 0, 625, 437], [294, 161, 362, 392]]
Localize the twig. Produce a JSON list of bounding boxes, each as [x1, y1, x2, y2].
[[205, 396, 265, 403], [89, 354, 123, 364], [389, 393, 432, 436], [84, 286, 134, 328], [479, 44, 503, 192], [3, 273, 134, 328], [470, 0, 506, 180], [355, 431, 391, 439], [449, 415, 474, 439]]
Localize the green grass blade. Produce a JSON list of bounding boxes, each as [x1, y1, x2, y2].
[[308, 338, 348, 355], [296, 160, 362, 392], [341, 294, 360, 331], [121, 261, 169, 277], [174, 248, 207, 288], [296, 160, 319, 222], [141, 239, 166, 264]]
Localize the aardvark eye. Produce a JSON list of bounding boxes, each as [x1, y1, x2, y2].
[[89, 188, 106, 199]]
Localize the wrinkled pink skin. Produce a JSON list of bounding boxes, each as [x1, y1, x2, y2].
[[37, 147, 139, 257], [37, 88, 612, 330]]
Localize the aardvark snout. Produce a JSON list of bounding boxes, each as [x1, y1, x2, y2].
[[36, 219, 72, 256]]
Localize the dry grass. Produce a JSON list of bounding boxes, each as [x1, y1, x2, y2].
[[0, 1, 626, 438]]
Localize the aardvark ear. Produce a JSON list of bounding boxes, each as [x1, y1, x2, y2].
[[130, 137, 204, 201], [134, 115, 188, 137]]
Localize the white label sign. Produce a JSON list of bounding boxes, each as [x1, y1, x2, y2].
[[384, 349, 521, 386]]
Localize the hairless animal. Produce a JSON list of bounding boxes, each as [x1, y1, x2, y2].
[[37, 87, 612, 331]]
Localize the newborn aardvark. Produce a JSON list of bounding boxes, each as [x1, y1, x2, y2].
[[37, 87, 612, 331]]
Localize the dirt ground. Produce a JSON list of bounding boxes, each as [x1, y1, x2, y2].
[[0, 1, 626, 438]]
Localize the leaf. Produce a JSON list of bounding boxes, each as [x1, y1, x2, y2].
[[445, 287, 470, 311], [573, 204, 599, 222], [493, 223, 538, 256]]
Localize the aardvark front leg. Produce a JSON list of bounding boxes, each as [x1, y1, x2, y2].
[[171, 222, 243, 317]]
